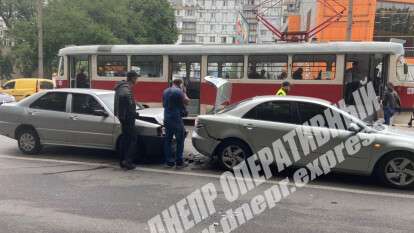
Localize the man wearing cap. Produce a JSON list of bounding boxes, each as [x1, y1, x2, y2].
[[114, 71, 140, 170], [276, 81, 291, 96], [163, 76, 190, 169]]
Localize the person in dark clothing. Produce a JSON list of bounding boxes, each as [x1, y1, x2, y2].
[[163, 76, 189, 169], [292, 68, 303, 80], [114, 71, 139, 170], [383, 82, 400, 125], [76, 67, 89, 88]]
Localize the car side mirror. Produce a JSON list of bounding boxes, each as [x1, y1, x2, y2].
[[93, 109, 109, 117], [347, 122, 361, 134], [404, 64, 409, 75]]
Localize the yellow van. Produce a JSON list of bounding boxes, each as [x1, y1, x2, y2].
[[0, 78, 54, 101]]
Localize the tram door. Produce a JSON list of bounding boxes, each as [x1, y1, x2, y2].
[[169, 56, 202, 116], [344, 54, 388, 103], [68, 55, 91, 88]]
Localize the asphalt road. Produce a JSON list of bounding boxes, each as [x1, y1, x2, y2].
[[0, 131, 413, 233]]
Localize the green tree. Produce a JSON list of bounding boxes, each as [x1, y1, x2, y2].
[[0, 54, 13, 80], [0, 0, 35, 29], [7, 0, 178, 77]]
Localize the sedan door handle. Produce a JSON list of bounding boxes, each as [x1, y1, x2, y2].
[[70, 116, 79, 121], [244, 123, 255, 130], [28, 111, 38, 116]]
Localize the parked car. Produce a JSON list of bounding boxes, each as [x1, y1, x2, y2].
[[0, 93, 15, 105], [0, 78, 54, 101], [192, 95, 414, 189], [0, 89, 167, 162]]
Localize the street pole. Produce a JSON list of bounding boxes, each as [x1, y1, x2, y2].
[[346, 0, 353, 41], [37, 0, 44, 78]]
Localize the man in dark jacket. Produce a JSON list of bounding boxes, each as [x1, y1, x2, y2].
[[114, 71, 139, 170], [163, 76, 189, 169]]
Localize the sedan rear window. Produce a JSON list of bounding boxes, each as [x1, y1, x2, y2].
[[244, 101, 293, 124]]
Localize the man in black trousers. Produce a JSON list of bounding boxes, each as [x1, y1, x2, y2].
[[114, 71, 139, 170]]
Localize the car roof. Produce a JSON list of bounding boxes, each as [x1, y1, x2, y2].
[[8, 78, 53, 82], [251, 95, 332, 105], [48, 88, 114, 95]]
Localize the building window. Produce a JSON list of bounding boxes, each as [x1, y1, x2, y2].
[[185, 10, 194, 16], [198, 36, 204, 43], [182, 34, 196, 42], [208, 55, 244, 79], [292, 54, 337, 80], [183, 22, 196, 30], [248, 35, 256, 43], [210, 24, 214, 31], [221, 37, 227, 44], [222, 25, 226, 31], [97, 55, 127, 77], [210, 36, 216, 43], [131, 55, 163, 78], [248, 55, 288, 80], [375, 4, 414, 47], [223, 12, 228, 22]]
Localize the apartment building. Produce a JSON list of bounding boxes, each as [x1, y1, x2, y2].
[[169, 0, 291, 44]]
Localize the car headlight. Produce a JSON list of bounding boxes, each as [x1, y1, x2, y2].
[[157, 126, 166, 137]]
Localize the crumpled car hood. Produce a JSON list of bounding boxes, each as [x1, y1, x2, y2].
[[137, 107, 164, 125]]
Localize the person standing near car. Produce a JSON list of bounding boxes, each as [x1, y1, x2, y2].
[[276, 81, 291, 96], [114, 71, 140, 170], [383, 82, 400, 126], [163, 76, 190, 169]]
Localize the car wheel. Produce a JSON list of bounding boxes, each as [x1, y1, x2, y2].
[[17, 129, 41, 155], [217, 139, 251, 171], [376, 153, 414, 189]]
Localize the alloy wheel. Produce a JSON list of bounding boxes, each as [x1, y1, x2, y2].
[[384, 157, 414, 187], [19, 133, 36, 152], [221, 145, 246, 169]]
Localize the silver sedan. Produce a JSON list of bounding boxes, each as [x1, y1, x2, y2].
[[0, 89, 166, 161], [192, 96, 414, 189]]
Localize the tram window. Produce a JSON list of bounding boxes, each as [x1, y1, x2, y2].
[[248, 55, 288, 80], [397, 56, 414, 82], [131, 55, 163, 78], [97, 55, 127, 77], [207, 55, 244, 79], [58, 57, 64, 77], [292, 55, 336, 80]]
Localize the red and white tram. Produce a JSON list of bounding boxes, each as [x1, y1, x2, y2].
[[56, 42, 414, 119]]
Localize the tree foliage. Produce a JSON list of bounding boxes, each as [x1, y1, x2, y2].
[[2, 0, 178, 77], [0, 54, 13, 80], [0, 0, 35, 28]]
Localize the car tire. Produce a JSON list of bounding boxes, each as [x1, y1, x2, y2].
[[216, 139, 252, 171], [17, 128, 42, 155], [376, 153, 414, 189]]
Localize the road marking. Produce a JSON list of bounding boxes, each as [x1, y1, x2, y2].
[[0, 154, 413, 199]]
